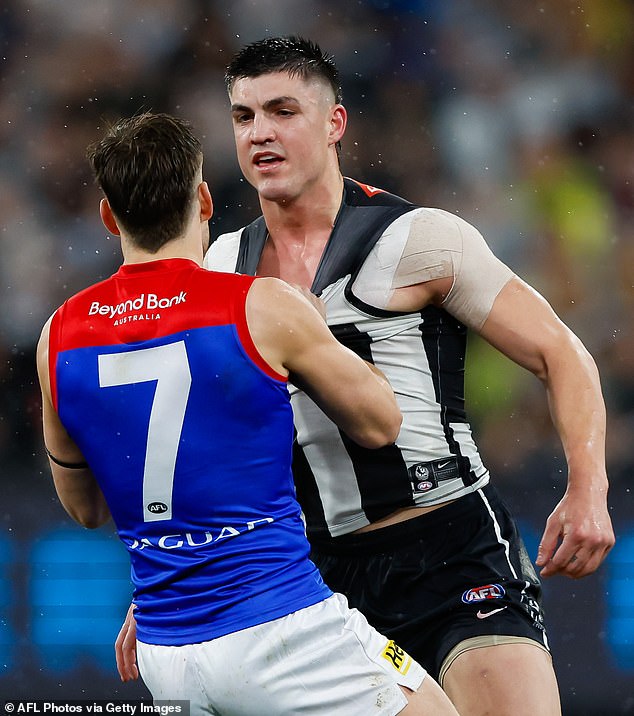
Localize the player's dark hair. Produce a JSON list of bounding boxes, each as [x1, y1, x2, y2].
[[87, 112, 202, 253], [225, 36, 342, 104]]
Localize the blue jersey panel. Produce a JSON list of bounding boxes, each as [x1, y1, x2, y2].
[[55, 324, 331, 644]]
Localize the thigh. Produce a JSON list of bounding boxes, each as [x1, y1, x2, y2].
[[442, 641, 561, 716], [432, 487, 551, 672]]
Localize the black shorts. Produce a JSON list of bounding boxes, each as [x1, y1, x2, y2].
[[309, 484, 550, 680]]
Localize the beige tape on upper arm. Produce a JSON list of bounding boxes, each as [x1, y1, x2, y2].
[[393, 209, 515, 331], [392, 209, 461, 287]]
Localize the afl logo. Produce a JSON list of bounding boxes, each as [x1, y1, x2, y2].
[[461, 583, 506, 603], [147, 502, 168, 514]]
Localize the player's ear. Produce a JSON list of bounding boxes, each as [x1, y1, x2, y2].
[[329, 104, 347, 146], [198, 181, 213, 222], [99, 198, 121, 236]]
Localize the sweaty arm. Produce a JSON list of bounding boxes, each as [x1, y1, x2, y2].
[[246, 277, 402, 448], [36, 317, 111, 529], [356, 208, 613, 577], [479, 278, 614, 578]]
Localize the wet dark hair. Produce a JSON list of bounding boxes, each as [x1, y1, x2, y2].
[[87, 112, 202, 253], [225, 36, 342, 104]]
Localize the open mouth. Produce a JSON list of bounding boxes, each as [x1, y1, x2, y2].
[[253, 153, 284, 169]]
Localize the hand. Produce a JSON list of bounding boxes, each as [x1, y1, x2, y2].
[[536, 486, 615, 579], [115, 602, 139, 681]]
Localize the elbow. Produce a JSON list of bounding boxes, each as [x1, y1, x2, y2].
[[535, 328, 595, 384], [67, 503, 111, 530], [79, 513, 110, 530], [354, 413, 402, 449]]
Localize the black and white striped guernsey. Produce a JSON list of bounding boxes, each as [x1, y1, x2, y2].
[[205, 178, 490, 539]]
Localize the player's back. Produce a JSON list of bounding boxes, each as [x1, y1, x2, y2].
[[48, 258, 331, 645]]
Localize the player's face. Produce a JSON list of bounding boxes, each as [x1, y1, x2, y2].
[[229, 72, 344, 204]]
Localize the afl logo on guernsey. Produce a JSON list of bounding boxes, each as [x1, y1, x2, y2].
[[461, 583, 506, 603], [147, 501, 169, 515]]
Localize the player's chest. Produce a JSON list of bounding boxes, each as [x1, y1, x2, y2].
[[257, 235, 329, 289]]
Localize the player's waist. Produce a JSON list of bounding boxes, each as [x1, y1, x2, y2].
[[135, 582, 331, 646], [309, 481, 498, 556], [352, 455, 479, 532]]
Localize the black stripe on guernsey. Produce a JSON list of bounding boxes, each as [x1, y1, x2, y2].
[[313, 208, 413, 294], [330, 323, 411, 524], [419, 306, 468, 457], [343, 280, 415, 319], [313, 180, 415, 293], [235, 216, 267, 275], [292, 431, 328, 533]]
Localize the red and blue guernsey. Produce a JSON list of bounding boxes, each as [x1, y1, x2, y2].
[[48, 258, 331, 645]]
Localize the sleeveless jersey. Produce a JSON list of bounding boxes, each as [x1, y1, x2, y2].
[[205, 179, 490, 539], [48, 258, 331, 645]]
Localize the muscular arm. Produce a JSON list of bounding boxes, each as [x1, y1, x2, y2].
[[246, 277, 402, 448], [365, 210, 613, 577], [36, 318, 111, 529], [478, 277, 614, 577]]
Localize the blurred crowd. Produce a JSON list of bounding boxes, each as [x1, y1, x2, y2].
[[1, 0, 633, 504]]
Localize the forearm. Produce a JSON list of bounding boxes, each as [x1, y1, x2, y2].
[[51, 464, 112, 529], [346, 366, 402, 446], [536, 340, 614, 576], [543, 335, 608, 490], [293, 359, 402, 448]]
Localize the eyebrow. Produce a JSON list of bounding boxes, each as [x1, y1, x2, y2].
[[231, 96, 300, 113]]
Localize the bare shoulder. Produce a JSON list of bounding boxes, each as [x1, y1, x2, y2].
[[245, 278, 326, 376], [247, 277, 316, 323], [36, 314, 55, 382]]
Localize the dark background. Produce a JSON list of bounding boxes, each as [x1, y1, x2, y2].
[[1, 1, 633, 712]]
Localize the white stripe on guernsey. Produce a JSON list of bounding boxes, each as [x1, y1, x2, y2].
[[291, 390, 368, 535], [477, 489, 519, 580], [368, 329, 448, 462]]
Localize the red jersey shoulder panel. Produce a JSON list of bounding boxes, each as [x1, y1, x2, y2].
[[48, 260, 286, 408]]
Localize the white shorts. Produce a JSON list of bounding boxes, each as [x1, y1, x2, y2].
[[137, 592, 426, 715]]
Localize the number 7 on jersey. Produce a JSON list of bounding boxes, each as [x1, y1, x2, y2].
[[98, 341, 191, 522]]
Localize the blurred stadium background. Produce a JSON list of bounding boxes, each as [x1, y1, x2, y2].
[[0, 1, 633, 712]]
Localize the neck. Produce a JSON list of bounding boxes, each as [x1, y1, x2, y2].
[[260, 171, 344, 237], [123, 245, 202, 267], [121, 228, 205, 267], [121, 217, 208, 266]]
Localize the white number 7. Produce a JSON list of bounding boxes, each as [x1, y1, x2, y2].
[[98, 341, 191, 522]]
